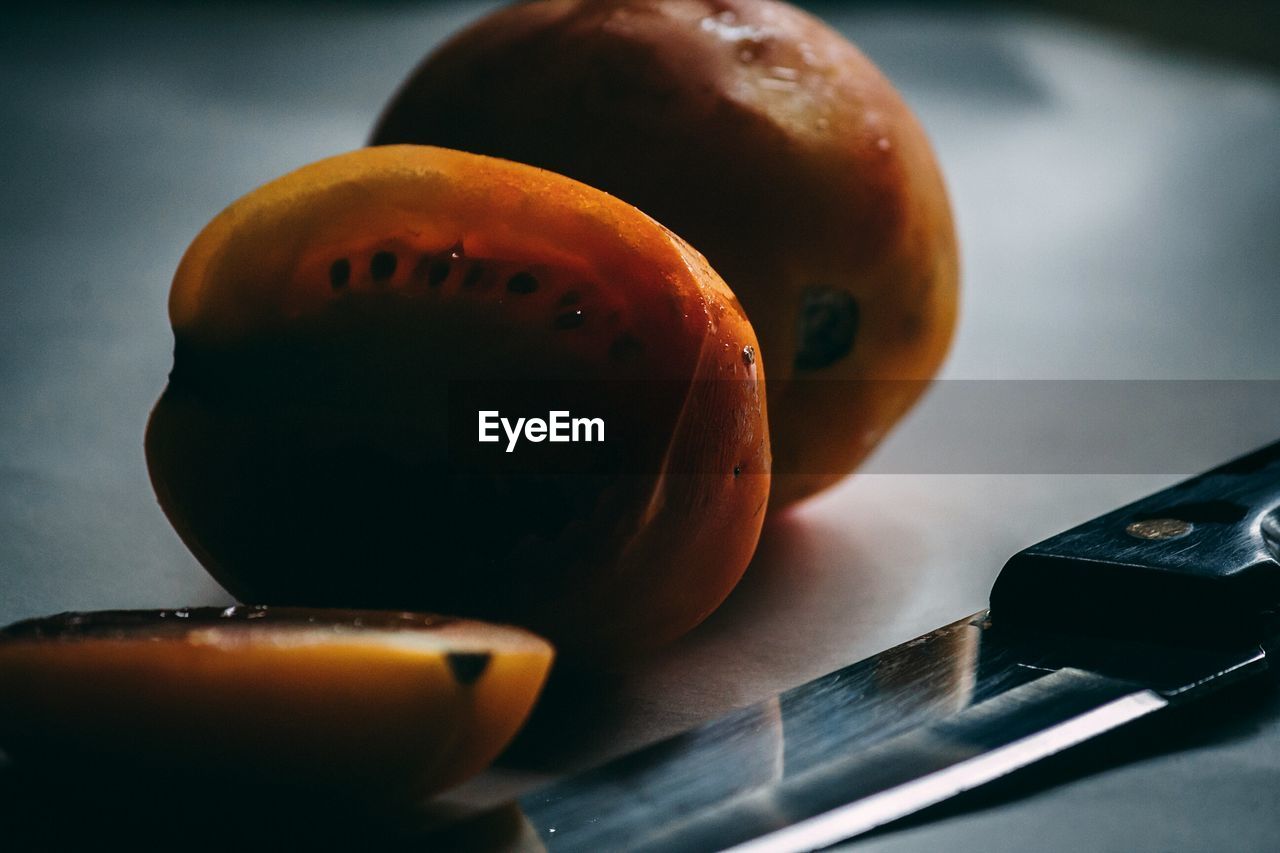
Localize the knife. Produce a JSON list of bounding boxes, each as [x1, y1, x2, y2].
[[491, 438, 1280, 851]]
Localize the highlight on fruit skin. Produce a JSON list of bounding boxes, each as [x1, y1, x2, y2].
[[0, 606, 553, 805], [146, 144, 770, 660], [371, 0, 959, 507]]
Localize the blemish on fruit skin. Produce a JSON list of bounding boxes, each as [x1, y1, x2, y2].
[[371, 251, 398, 282], [554, 309, 585, 329], [446, 651, 491, 685], [795, 286, 860, 371], [329, 258, 350, 289], [742, 345, 755, 366]]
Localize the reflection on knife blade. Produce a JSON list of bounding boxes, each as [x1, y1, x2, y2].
[[493, 439, 1280, 852]]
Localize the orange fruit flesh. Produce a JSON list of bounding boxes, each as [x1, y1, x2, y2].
[[0, 607, 553, 805]]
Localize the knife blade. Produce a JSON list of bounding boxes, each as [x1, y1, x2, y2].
[[499, 439, 1280, 852]]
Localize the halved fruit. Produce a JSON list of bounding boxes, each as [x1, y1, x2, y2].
[[146, 145, 770, 659], [0, 606, 552, 804]]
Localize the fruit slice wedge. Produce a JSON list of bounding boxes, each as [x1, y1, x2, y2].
[[0, 606, 553, 805]]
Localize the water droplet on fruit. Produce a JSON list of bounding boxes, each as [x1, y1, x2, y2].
[[758, 77, 797, 92]]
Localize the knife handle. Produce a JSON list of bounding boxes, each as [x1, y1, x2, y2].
[[991, 439, 1280, 645]]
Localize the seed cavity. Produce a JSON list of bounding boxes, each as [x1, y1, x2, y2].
[[554, 309, 585, 330], [795, 286, 859, 371], [329, 258, 351, 289], [370, 251, 397, 282], [609, 333, 644, 363], [507, 272, 539, 294], [446, 651, 491, 685], [427, 259, 451, 287]]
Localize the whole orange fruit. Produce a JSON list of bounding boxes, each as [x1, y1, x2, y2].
[[372, 0, 958, 506]]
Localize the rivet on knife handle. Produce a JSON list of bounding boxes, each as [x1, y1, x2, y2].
[[990, 439, 1280, 646]]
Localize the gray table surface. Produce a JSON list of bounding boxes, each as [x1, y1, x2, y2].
[[2, 2, 1278, 850]]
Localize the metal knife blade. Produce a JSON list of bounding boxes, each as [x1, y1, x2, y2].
[[497, 439, 1280, 852]]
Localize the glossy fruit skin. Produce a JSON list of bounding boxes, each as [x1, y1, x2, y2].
[[146, 145, 769, 660], [0, 607, 553, 804], [372, 0, 958, 507]]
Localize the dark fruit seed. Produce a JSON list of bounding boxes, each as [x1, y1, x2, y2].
[[329, 258, 350, 289], [795, 286, 860, 371], [445, 651, 491, 685], [609, 333, 644, 363], [370, 251, 397, 281], [463, 265, 486, 288], [428, 260, 450, 287], [554, 309, 585, 329], [733, 465, 742, 477], [507, 272, 538, 294]]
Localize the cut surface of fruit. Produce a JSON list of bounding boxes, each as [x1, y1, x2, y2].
[[148, 145, 770, 659], [372, 0, 958, 507], [0, 606, 553, 804]]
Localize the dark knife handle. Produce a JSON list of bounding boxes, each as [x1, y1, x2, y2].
[[991, 439, 1280, 645]]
